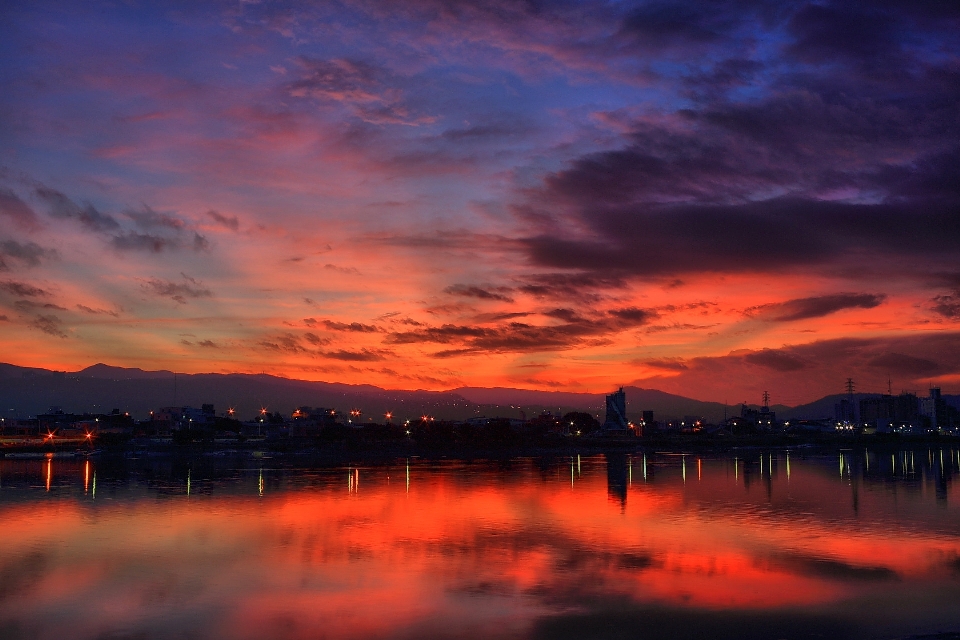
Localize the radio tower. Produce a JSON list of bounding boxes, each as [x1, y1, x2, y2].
[[843, 377, 857, 426]]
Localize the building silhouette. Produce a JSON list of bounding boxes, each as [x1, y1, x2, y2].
[[602, 387, 629, 431]]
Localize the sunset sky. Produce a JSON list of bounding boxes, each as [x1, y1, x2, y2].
[[1, 0, 959, 404]]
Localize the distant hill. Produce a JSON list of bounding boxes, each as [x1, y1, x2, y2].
[[454, 386, 741, 423], [0, 362, 955, 423], [79, 363, 176, 379], [777, 392, 960, 420]]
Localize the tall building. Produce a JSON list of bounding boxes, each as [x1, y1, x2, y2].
[[919, 387, 946, 432], [602, 387, 629, 431]]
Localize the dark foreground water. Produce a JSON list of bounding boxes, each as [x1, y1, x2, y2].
[[3, 448, 960, 640]]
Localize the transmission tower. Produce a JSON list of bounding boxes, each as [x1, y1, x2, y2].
[[845, 378, 855, 397], [762, 391, 770, 409]]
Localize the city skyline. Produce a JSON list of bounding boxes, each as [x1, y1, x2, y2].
[[2, 1, 959, 405]]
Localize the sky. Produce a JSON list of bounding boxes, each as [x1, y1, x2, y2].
[[1, 0, 959, 405]]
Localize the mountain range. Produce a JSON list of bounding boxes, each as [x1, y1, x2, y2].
[[1, 363, 956, 423]]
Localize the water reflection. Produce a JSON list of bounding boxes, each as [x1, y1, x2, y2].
[[605, 453, 627, 507], [1, 448, 960, 639]]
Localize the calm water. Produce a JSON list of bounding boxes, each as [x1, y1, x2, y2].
[[3, 448, 960, 640]]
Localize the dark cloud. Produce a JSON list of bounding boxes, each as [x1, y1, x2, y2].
[[14, 300, 67, 312], [867, 352, 941, 376], [387, 305, 656, 354], [323, 264, 361, 275], [931, 291, 960, 320], [517, 0, 960, 291], [524, 198, 960, 279], [303, 332, 329, 345], [192, 233, 209, 252], [322, 349, 388, 361], [748, 293, 886, 322], [472, 311, 532, 322], [76, 304, 119, 317], [322, 320, 380, 332], [388, 324, 486, 345], [368, 230, 515, 251], [641, 332, 960, 403], [259, 333, 308, 354], [619, 2, 731, 50], [786, 4, 901, 67], [288, 56, 430, 126], [609, 307, 656, 323], [644, 322, 716, 333], [643, 358, 688, 371], [205, 209, 240, 231], [0, 241, 56, 269], [0, 189, 41, 230], [32, 184, 208, 253], [111, 232, 174, 253], [516, 272, 627, 300], [445, 284, 514, 302], [743, 349, 807, 372], [34, 186, 119, 232], [30, 314, 66, 338], [289, 57, 382, 102], [125, 206, 185, 231], [544, 308, 583, 323], [140, 275, 212, 304], [111, 230, 209, 253], [682, 58, 765, 98], [0, 280, 49, 297]]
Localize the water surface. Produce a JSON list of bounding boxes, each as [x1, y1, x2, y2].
[[2, 448, 960, 639]]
